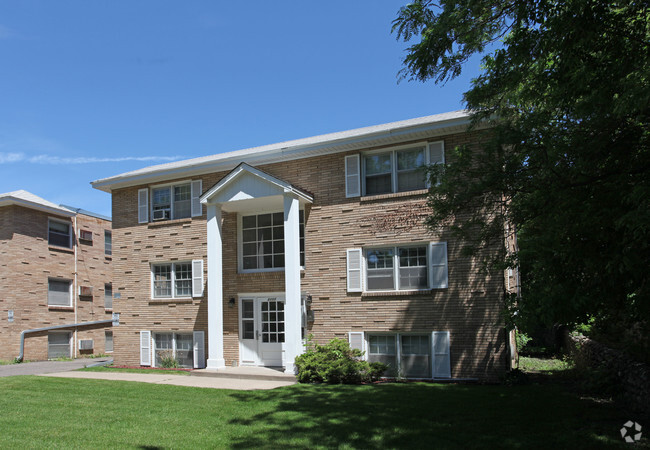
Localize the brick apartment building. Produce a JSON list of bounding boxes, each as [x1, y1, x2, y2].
[[0, 190, 114, 361], [92, 110, 517, 381]]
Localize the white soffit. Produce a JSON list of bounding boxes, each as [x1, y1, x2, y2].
[[92, 110, 477, 193]]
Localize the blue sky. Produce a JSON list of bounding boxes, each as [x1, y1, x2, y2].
[[0, 1, 483, 218]]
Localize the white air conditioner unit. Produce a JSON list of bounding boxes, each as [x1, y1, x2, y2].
[[152, 209, 170, 221], [79, 339, 94, 350], [79, 229, 93, 241], [79, 286, 93, 297]]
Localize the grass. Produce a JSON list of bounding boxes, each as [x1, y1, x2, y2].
[[519, 356, 573, 373], [0, 376, 644, 449], [80, 365, 191, 375], [0, 360, 14, 365]]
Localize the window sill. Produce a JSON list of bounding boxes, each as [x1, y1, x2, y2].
[[361, 289, 432, 298], [48, 245, 74, 254], [48, 305, 74, 311], [104, 308, 113, 313], [148, 298, 195, 305], [147, 218, 193, 228], [360, 189, 428, 203]]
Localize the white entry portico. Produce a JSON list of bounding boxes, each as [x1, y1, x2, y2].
[[199, 163, 313, 373]]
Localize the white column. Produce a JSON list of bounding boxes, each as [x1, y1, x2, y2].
[[206, 204, 226, 369], [283, 193, 302, 373]]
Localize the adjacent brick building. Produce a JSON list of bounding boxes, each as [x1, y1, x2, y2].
[[0, 190, 113, 361], [92, 110, 516, 381]]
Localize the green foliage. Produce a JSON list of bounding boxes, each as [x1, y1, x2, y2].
[[393, 1, 650, 336], [295, 337, 388, 384], [515, 330, 531, 353], [158, 351, 180, 369]]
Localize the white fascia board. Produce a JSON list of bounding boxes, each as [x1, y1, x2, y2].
[[91, 110, 478, 193], [0, 197, 75, 217]]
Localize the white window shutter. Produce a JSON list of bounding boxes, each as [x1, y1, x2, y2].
[[192, 259, 204, 297], [193, 330, 206, 369], [191, 180, 202, 217], [345, 154, 361, 198], [429, 242, 448, 289], [346, 248, 363, 292], [138, 188, 149, 224], [432, 331, 451, 378], [429, 141, 445, 164], [140, 331, 151, 366], [348, 331, 365, 355]]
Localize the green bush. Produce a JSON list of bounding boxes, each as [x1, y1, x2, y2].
[[295, 337, 388, 384], [158, 351, 179, 369]]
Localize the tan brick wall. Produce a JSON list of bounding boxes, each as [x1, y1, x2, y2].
[[111, 129, 509, 381], [0, 206, 112, 361]]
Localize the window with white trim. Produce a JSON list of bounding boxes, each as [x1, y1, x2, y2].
[[151, 261, 202, 299], [366, 245, 428, 291], [154, 332, 193, 368], [141, 180, 202, 223], [240, 211, 305, 271], [362, 142, 444, 196], [48, 219, 72, 248], [366, 332, 450, 379], [151, 183, 190, 220], [48, 278, 72, 307], [347, 242, 448, 293]]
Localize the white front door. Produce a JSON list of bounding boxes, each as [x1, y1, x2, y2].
[[239, 296, 285, 367]]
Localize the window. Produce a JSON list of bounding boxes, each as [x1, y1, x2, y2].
[[48, 219, 72, 248], [240, 211, 305, 271], [104, 283, 113, 309], [368, 335, 397, 376], [105, 330, 113, 353], [48, 332, 71, 359], [362, 142, 444, 196], [152, 183, 191, 220], [154, 332, 193, 368], [48, 279, 72, 307], [151, 261, 202, 299], [104, 230, 112, 256], [347, 242, 448, 292], [366, 332, 448, 379], [366, 245, 428, 291]]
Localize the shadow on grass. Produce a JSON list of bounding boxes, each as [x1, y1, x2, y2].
[[226, 383, 632, 449]]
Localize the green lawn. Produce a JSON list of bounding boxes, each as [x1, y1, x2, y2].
[[0, 376, 642, 449]]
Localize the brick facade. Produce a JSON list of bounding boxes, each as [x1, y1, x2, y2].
[[109, 127, 512, 381], [0, 203, 113, 361]]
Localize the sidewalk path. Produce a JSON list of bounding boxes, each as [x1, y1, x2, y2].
[[40, 370, 296, 390], [0, 358, 111, 377]]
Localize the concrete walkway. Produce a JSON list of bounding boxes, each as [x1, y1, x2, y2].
[[0, 358, 112, 377], [40, 370, 296, 390]]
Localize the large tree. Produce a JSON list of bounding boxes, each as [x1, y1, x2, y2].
[[393, 1, 650, 341]]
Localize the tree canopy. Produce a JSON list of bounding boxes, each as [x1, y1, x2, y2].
[[393, 0, 650, 340]]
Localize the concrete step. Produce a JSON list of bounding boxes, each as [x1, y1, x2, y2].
[[190, 366, 297, 382]]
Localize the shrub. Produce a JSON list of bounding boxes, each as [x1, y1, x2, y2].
[[158, 350, 179, 368], [295, 336, 388, 384], [515, 329, 532, 354]]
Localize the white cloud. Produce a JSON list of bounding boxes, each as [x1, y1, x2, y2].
[[0, 152, 185, 165], [0, 152, 25, 163]]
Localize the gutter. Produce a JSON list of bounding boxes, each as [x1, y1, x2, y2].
[[17, 319, 113, 362]]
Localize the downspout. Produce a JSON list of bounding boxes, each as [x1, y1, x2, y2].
[[17, 319, 113, 362], [73, 215, 78, 358]]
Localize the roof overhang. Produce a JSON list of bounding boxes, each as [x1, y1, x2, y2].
[[92, 110, 482, 193], [201, 163, 313, 213], [0, 197, 75, 217]]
